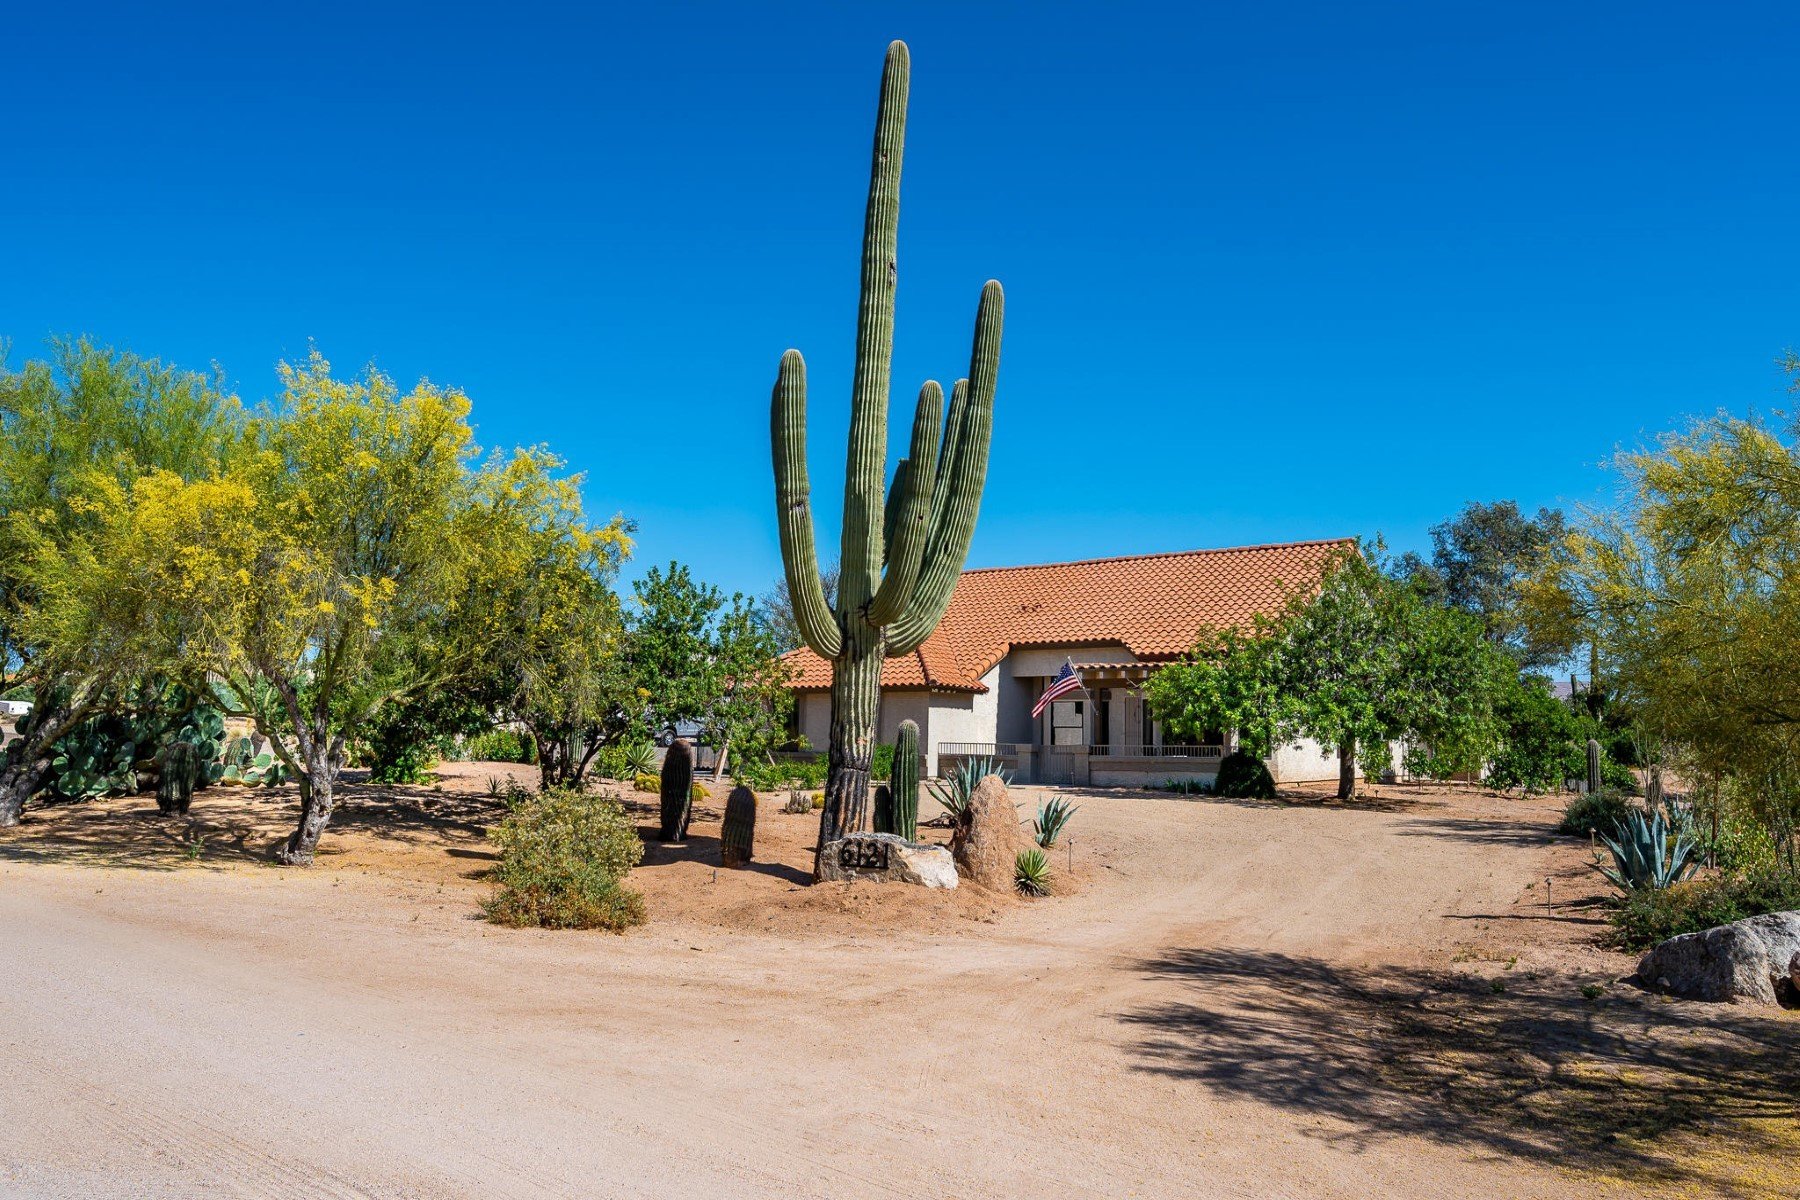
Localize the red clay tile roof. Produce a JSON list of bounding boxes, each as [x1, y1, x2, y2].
[[783, 538, 1354, 693]]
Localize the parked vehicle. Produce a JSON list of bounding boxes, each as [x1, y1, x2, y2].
[[654, 718, 705, 747]]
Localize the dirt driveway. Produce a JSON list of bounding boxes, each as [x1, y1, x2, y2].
[[2, 772, 1795, 1198]]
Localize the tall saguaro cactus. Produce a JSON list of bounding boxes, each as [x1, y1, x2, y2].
[[771, 41, 1004, 876]]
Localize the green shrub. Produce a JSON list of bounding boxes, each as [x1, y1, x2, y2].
[[1214, 751, 1275, 799], [871, 743, 895, 782], [1015, 848, 1051, 896], [1609, 871, 1800, 951], [1558, 788, 1634, 837], [484, 787, 646, 931], [1601, 758, 1638, 793], [733, 754, 827, 791], [466, 728, 537, 764], [367, 742, 436, 785], [591, 744, 629, 781]]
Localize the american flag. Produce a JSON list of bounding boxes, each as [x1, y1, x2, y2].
[[1032, 659, 1085, 718]]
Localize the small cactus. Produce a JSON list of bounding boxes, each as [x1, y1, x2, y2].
[[157, 741, 199, 816], [891, 720, 920, 841], [721, 785, 757, 867], [873, 784, 895, 835], [1586, 738, 1603, 795], [659, 739, 695, 841]]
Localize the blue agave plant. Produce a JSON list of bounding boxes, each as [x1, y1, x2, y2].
[[1595, 807, 1700, 893]]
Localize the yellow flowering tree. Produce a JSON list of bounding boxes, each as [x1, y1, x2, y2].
[[456, 448, 635, 788], [0, 340, 239, 824], [187, 350, 484, 864]]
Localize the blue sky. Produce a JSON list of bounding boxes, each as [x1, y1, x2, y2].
[[4, 2, 1796, 600]]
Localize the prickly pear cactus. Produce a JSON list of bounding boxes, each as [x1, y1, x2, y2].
[[721, 785, 757, 868], [891, 720, 920, 841], [659, 740, 695, 842], [158, 741, 199, 816], [1586, 738, 1602, 795]]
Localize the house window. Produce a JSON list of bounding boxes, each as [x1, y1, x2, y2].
[[1050, 698, 1084, 747]]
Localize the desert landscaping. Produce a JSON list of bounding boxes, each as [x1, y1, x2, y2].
[[6, 11, 1800, 1200], [5, 767, 1798, 1199]]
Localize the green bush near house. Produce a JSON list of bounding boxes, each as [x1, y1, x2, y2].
[[1214, 751, 1275, 800], [1609, 871, 1800, 951], [483, 787, 646, 931], [466, 728, 537, 764], [1558, 788, 1635, 837]]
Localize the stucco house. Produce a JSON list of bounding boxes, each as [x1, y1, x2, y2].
[[784, 538, 1361, 787]]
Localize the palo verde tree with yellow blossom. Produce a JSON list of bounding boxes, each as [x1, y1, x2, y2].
[[0, 339, 240, 825], [458, 447, 638, 790], [182, 350, 488, 864]]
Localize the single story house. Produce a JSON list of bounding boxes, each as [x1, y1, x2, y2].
[[784, 538, 1360, 787]]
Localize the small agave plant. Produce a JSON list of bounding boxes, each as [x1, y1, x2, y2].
[[1034, 795, 1080, 848], [1595, 807, 1700, 893], [1014, 848, 1051, 897]]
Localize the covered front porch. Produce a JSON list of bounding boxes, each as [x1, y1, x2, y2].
[[940, 657, 1225, 786]]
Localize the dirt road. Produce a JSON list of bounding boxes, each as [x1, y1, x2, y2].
[[2, 782, 1792, 1198]]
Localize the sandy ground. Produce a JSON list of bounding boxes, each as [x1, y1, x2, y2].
[[2, 765, 1797, 1199]]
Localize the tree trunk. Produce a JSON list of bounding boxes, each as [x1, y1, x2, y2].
[[275, 740, 344, 865], [714, 736, 731, 782], [0, 694, 87, 826], [815, 631, 882, 876], [0, 758, 48, 827], [1337, 742, 1356, 800]]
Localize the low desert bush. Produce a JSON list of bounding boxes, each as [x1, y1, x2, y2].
[[733, 754, 827, 791], [1558, 788, 1635, 836], [484, 787, 646, 931], [1214, 751, 1275, 800], [466, 728, 537, 764], [1609, 870, 1800, 951]]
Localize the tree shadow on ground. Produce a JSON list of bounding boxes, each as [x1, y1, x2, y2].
[[1391, 813, 1562, 848], [1121, 946, 1800, 1196]]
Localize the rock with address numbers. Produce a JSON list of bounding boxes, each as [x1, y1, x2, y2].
[[817, 832, 957, 889]]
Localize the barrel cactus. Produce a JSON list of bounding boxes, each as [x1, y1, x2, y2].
[[771, 40, 1004, 876], [658, 739, 695, 842], [891, 719, 920, 841], [721, 785, 757, 868], [1586, 738, 1602, 795], [157, 741, 199, 816]]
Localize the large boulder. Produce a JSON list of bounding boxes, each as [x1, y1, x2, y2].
[[951, 774, 1031, 892], [1637, 910, 1800, 1005], [818, 832, 957, 889]]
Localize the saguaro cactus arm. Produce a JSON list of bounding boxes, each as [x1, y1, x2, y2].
[[840, 39, 910, 613], [887, 280, 1003, 654], [866, 380, 943, 625], [771, 350, 841, 659]]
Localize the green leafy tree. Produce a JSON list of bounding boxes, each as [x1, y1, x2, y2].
[[1397, 500, 1569, 669], [0, 339, 239, 823], [1150, 547, 1511, 799], [627, 563, 791, 778]]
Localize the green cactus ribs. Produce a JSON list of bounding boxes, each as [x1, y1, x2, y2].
[[658, 739, 695, 842], [769, 40, 1004, 879], [890, 719, 920, 841], [721, 785, 756, 868]]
